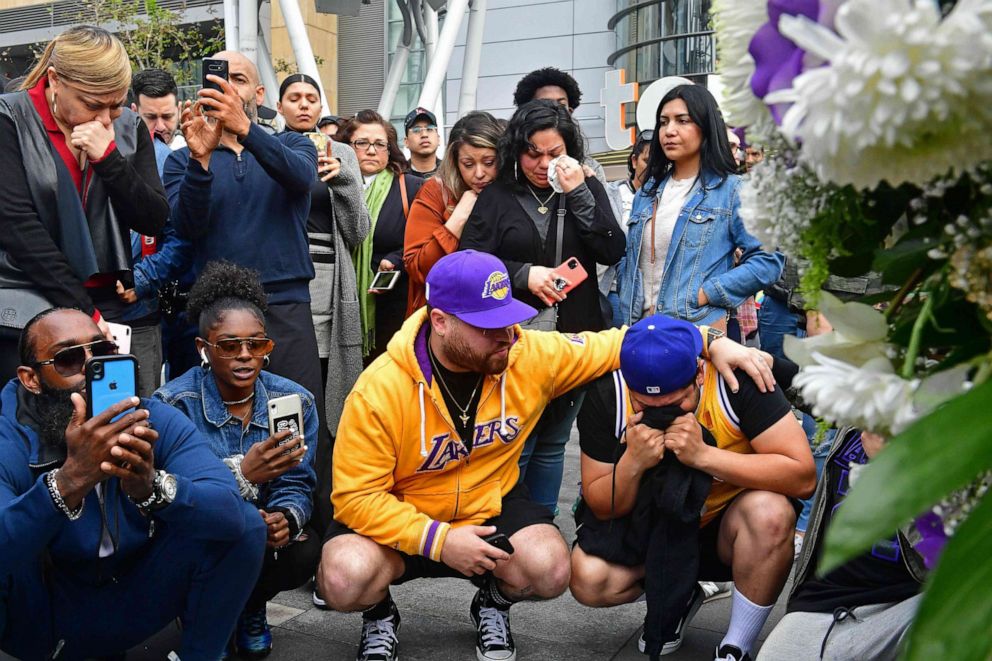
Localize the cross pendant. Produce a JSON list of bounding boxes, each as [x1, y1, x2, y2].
[[459, 413, 470, 426]]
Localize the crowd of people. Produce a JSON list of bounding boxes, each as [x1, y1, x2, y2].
[[0, 25, 925, 661]]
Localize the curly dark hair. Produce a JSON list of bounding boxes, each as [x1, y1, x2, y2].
[[186, 261, 268, 336], [512, 67, 582, 111], [335, 109, 409, 175], [497, 100, 585, 188]]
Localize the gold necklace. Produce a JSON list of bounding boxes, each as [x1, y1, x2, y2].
[[428, 349, 482, 427], [527, 186, 556, 214]]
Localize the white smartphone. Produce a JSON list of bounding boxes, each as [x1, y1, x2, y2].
[[368, 270, 400, 292], [106, 322, 132, 354], [268, 394, 304, 450]]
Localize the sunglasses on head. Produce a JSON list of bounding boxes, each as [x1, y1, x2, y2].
[[35, 339, 119, 377], [202, 337, 275, 359], [636, 130, 655, 144]]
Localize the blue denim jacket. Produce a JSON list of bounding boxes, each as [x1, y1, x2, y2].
[[616, 170, 783, 326], [153, 367, 318, 532]]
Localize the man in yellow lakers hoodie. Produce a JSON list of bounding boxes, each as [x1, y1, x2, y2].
[[317, 250, 775, 661]]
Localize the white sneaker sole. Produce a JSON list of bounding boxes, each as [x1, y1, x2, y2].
[[638, 588, 705, 655], [477, 650, 515, 661]]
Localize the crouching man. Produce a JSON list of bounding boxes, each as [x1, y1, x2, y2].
[[570, 316, 815, 661], [0, 308, 266, 659], [318, 251, 774, 661]]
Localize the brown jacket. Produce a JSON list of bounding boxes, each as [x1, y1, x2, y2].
[[403, 177, 459, 315]]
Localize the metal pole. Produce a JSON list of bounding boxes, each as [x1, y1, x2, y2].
[[256, 32, 280, 112], [457, 0, 486, 117], [278, 0, 329, 110], [379, 0, 415, 118], [422, 2, 445, 142], [419, 0, 468, 139], [223, 0, 239, 51], [239, 0, 258, 65]]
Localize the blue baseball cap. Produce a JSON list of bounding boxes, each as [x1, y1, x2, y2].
[[620, 314, 703, 395], [426, 250, 538, 329]]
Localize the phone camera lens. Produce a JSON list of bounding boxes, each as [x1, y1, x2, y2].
[[91, 362, 103, 376]]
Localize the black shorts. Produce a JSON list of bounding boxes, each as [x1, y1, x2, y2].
[[575, 493, 802, 582], [324, 482, 555, 584]]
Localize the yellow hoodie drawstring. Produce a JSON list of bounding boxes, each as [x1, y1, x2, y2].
[[418, 381, 428, 457], [498, 374, 507, 439]]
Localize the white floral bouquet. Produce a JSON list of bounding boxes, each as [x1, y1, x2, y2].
[[711, 1, 992, 658]]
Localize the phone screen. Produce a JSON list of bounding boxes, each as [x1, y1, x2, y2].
[[369, 270, 400, 291], [86, 356, 138, 421]]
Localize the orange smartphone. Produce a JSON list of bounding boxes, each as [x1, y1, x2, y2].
[[551, 257, 588, 295]]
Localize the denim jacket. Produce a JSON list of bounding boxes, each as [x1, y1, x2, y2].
[[154, 367, 318, 533], [616, 170, 783, 326]]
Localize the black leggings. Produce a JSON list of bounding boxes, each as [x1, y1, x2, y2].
[[245, 525, 323, 610]]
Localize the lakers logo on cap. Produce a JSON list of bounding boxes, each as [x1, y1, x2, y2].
[[481, 271, 510, 301]]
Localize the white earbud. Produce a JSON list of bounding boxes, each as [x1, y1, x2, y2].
[[199, 348, 209, 365]]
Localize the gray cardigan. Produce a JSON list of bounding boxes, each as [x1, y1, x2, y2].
[[317, 142, 371, 434]]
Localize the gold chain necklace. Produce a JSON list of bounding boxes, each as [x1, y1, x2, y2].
[[428, 349, 483, 427], [527, 185, 556, 214]]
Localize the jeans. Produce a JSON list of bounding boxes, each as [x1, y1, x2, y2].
[[797, 414, 834, 532], [518, 390, 587, 514], [0, 501, 266, 660], [758, 294, 800, 359]]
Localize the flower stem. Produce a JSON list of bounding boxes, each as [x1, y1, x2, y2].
[[886, 267, 924, 320], [901, 293, 933, 379]]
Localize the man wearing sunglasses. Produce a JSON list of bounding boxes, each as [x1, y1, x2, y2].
[[0, 307, 266, 658]]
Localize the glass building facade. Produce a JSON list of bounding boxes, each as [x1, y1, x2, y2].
[[609, 0, 714, 86]]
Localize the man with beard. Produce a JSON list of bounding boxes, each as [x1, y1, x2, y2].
[[317, 250, 776, 661], [162, 51, 332, 533], [0, 308, 266, 659]]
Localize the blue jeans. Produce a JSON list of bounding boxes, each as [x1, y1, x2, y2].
[[797, 414, 833, 532], [0, 501, 266, 660], [758, 295, 800, 359], [519, 390, 586, 514]]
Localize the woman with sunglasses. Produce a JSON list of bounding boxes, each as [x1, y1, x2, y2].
[[615, 85, 783, 332], [336, 110, 424, 362], [154, 261, 318, 656], [403, 111, 503, 315], [0, 25, 169, 383]]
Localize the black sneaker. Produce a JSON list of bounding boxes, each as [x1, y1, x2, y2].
[[356, 597, 400, 661], [714, 644, 752, 661], [638, 584, 705, 655], [470, 588, 516, 661]]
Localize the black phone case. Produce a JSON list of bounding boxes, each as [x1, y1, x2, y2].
[[201, 59, 229, 94], [483, 533, 515, 554]]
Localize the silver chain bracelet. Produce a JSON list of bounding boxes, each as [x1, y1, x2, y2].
[[223, 455, 259, 501], [46, 469, 84, 521]]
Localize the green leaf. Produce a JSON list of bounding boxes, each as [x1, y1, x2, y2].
[[905, 490, 992, 661], [820, 378, 992, 574]]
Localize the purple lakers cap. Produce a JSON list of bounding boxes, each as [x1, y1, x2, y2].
[[620, 314, 703, 394], [426, 250, 538, 329]]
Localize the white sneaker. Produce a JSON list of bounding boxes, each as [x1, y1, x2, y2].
[[699, 581, 732, 603], [794, 532, 805, 557], [638, 585, 704, 655]]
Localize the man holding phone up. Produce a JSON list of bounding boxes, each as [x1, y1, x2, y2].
[[162, 51, 331, 532], [569, 316, 816, 661], [0, 308, 265, 659], [318, 250, 776, 661]]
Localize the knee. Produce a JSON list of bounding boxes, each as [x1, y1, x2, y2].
[[743, 493, 796, 545], [569, 553, 607, 607], [518, 541, 570, 599], [318, 540, 388, 611]]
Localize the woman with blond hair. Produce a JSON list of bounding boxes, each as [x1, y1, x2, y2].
[[0, 25, 168, 381], [403, 110, 503, 315]]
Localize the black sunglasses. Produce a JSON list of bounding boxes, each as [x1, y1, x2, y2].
[[35, 339, 119, 377], [636, 130, 655, 144], [202, 337, 275, 359]]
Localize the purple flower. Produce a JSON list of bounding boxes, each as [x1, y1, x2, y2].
[[749, 0, 842, 124], [913, 511, 948, 570]]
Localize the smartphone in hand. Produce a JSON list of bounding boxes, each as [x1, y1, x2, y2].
[[201, 58, 229, 108], [268, 394, 304, 452], [551, 257, 588, 296], [86, 355, 139, 421], [483, 532, 515, 554]]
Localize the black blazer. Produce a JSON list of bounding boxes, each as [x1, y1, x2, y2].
[[460, 176, 624, 333]]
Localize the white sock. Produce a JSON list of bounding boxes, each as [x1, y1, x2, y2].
[[720, 588, 773, 655]]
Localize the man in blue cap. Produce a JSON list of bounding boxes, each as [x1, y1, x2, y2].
[[569, 314, 815, 661], [318, 251, 775, 661]]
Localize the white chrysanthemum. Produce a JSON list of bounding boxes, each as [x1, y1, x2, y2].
[[710, 0, 777, 138], [770, 0, 992, 190], [793, 354, 920, 436], [738, 153, 823, 256]]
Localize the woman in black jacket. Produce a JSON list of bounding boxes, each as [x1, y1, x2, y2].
[[337, 110, 424, 364], [0, 26, 168, 381], [460, 99, 624, 512]]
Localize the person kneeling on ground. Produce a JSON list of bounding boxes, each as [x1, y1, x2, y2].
[[0, 308, 266, 659], [318, 250, 775, 661], [570, 316, 815, 661], [757, 429, 925, 661], [154, 261, 320, 657]]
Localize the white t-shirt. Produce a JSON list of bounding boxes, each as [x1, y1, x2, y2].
[[639, 176, 695, 313]]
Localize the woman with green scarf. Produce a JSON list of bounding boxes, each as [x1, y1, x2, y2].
[[338, 110, 424, 363]]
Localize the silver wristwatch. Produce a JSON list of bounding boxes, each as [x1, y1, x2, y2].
[[132, 470, 178, 513]]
